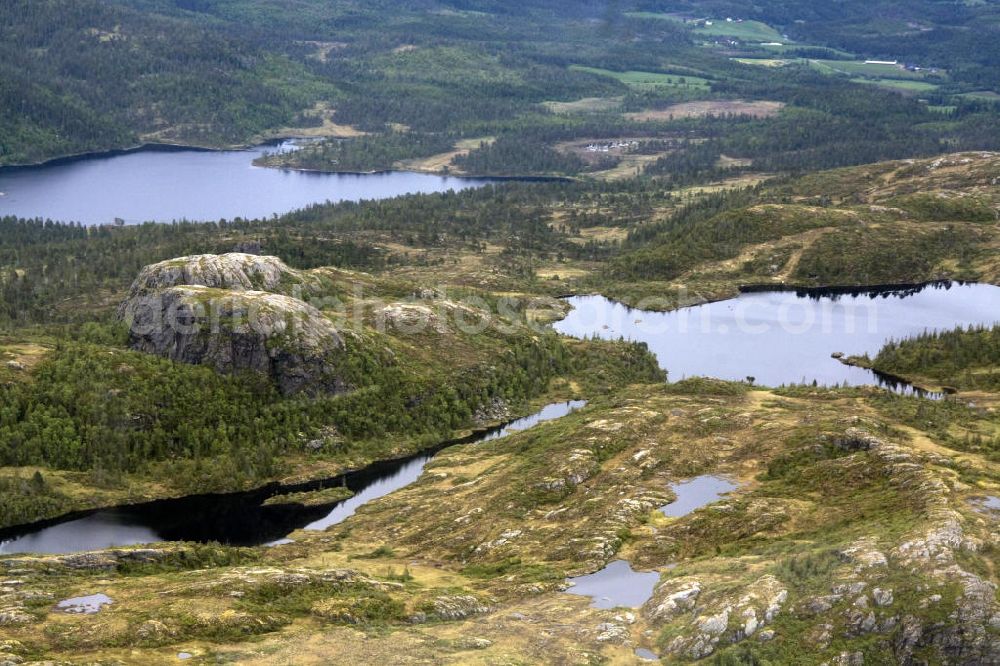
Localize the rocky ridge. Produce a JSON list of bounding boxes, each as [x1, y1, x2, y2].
[[117, 253, 349, 395]]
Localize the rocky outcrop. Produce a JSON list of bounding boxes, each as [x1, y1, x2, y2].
[[1, 547, 180, 573], [426, 594, 494, 620], [644, 574, 788, 660], [118, 253, 306, 304], [118, 254, 349, 395], [634, 429, 1000, 662], [124, 285, 346, 394]]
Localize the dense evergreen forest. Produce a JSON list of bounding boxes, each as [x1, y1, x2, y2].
[[0, 0, 328, 164], [2, 0, 999, 174], [0, 332, 619, 492], [874, 326, 1000, 391], [2, 0, 1000, 529]]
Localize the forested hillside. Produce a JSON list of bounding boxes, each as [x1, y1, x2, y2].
[[606, 151, 1000, 305], [638, 0, 1000, 87], [3, 3, 1000, 664], [873, 326, 1000, 391], [3, 0, 1000, 172], [0, 0, 331, 164]]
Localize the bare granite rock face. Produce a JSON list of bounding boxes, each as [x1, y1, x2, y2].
[[117, 254, 348, 395], [118, 253, 306, 303]]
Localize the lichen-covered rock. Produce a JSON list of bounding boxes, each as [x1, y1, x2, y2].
[[192, 609, 281, 635], [836, 427, 882, 451], [872, 587, 893, 607], [116, 253, 355, 395], [168, 566, 390, 598], [643, 579, 701, 622], [427, 594, 493, 620], [473, 530, 523, 556], [134, 619, 175, 642], [473, 397, 510, 425], [52, 552, 119, 571], [456, 637, 492, 650], [595, 622, 629, 644], [118, 253, 305, 302], [838, 537, 888, 571], [0, 641, 24, 655], [649, 575, 787, 660], [121, 285, 347, 395], [0, 609, 32, 626], [830, 651, 864, 666]]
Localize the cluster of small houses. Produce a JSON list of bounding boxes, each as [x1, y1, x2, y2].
[[585, 140, 638, 154]]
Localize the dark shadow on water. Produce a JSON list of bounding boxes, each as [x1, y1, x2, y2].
[[739, 279, 964, 301], [0, 401, 586, 555]]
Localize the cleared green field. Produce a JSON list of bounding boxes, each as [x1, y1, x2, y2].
[[732, 58, 790, 68], [809, 59, 939, 80], [695, 19, 784, 42], [851, 77, 940, 92], [625, 13, 784, 43], [624, 11, 685, 22], [959, 90, 1000, 101], [569, 65, 710, 90]]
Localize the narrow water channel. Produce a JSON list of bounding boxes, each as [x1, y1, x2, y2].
[[0, 401, 586, 555]]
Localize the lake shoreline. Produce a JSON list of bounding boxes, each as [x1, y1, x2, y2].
[[0, 134, 311, 172], [553, 282, 1000, 395], [4, 280, 988, 546], [737, 279, 968, 298], [0, 139, 575, 184], [253, 158, 576, 182], [561, 279, 985, 316], [0, 140, 512, 225], [0, 401, 578, 548], [0, 141, 225, 173]]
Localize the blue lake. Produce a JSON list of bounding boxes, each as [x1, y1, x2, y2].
[[0, 142, 500, 225], [554, 282, 1000, 389]]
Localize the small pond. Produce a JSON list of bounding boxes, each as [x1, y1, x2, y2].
[[57, 593, 113, 614], [660, 476, 739, 518], [974, 496, 1000, 512], [565, 559, 660, 609], [567, 474, 740, 609]]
